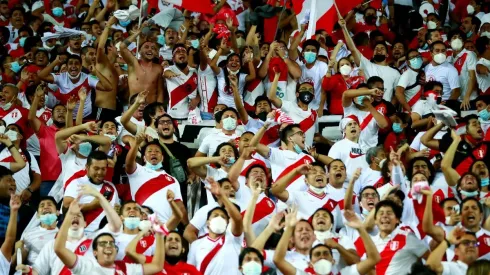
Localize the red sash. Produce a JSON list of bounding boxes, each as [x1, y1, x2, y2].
[[59, 238, 93, 275], [376, 234, 407, 275], [134, 173, 177, 204], [241, 196, 275, 223], [122, 234, 156, 263], [114, 261, 128, 275], [359, 113, 373, 131], [275, 155, 315, 187], [407, 87, 423, 107], [64, 170, 87, 190], [454, 53, 468, 74], [84, 182, 116, 226], [199, 236, 226, 274], [298, 110, 318, 134], [53, 78, 90, 104]]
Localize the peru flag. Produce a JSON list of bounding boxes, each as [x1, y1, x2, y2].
[[163, 0, 214, 14], [292, 0, 363, 34]]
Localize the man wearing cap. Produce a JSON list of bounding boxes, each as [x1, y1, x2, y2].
[[328, 115, 368, 184], [120, 21, 164, 103]]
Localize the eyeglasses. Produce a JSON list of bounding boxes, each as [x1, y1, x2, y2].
[[290, 131, 305, 138], [97, 241, 116, 248], [362, 193, 378, 199], [158, 120, 173, 126], [459, 240, 479, 247]]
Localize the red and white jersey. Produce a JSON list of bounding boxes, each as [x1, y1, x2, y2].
[[51, 72, 99, 118], [476, 228, 490, 260], [370, 229, 428, 275], [20, 226, 58, 265], [198, 65, 218, 113], [397, 67, 423, 108], [236, 186, 276, 236], [312, 233, 356, 273], [280, 101, 318, 147], [476, 57, 490, 94], [187, 230, 243, 275], [353, 167, 382, 195], [237, 156, 269, 186], [27, 107, 53, 156], [216, 68, 247, 109], [127, 164, 182, 222], [343, 104, 381, 152], [324, 184, 359, 230], [0, 105, 31, 138], [286, 189, 342, 227], [328, 138, 369, 184], [0, 148, 40, 193], [424, 62, 460, 101], [447, 49, 478, 101], [245, 110, 294, 147], [64, 175, 119, 233], [198, 131, 239, 157], [410, 130, 445, 163], [71, 255, 144, 275], [299, 265, 359, 275], [115, 232, 156, 261], [430, 178, 455, 204], [165, 65, 198, 119], [263, 249, 309, 275], [0, 252, 8, 275], [299, 60, 329, 110], [243, 79, 264, 112], [60, 149, 87, 189], [269, 148, 315, 192], [189, 201, 220, 237]]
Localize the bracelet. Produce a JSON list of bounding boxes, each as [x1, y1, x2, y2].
[[7, 144, 15, 150], [26, 187, 33, 193]]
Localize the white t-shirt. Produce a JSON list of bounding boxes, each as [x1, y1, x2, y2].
[[353, 167, 382, 195], [0, 252, 9, 275], [441, 261, 468, 275], [70, 256, 144, 275], [165, 65, 198, 119], [476, 57, 490, 94], [397, 68, 422, 107], [424, 62, 460, 101], [328, 138, 369, 184], [296, 264, 359, 275], [447, 49, 477, 100], [21, 226, 59, 265], [268, 148, 315, 193], [115, 115, 145, 146], [198, 131, 239, 157], [281, 101, 318, 147], [114, 231, 156, 261], [60, 148, 87, 189], [286, 189, 342, 227], [263, 249, 309, 275], [189, 201, 220, 237], [359, 55, 401, 102], [51, 72, 99, 118], [198, 65, 218, 113], [299, 60, 329, 110], [0, 148, 40, 193], [342, 104, 380, 152], [216, 68, 247, 109]]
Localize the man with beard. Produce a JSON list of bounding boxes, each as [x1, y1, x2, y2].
[[38, 54, 113, 119], [94, 16, 119, 120], [164, 43, 200, 120], [340, 18, 400, 103], [120, 22, 164, 103], [391, 41, 407, 72]]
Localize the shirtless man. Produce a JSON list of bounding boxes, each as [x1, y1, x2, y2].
[[120, 22, 164, 103], [94, 16, 119, 120]]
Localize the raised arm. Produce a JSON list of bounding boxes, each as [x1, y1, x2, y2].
[[268, 69, 283, 108], [243, 184, 261, 245], [342, 88, 380, 107], [251, 212, 284, 251], [68, 133, 112, 153], [165, 190, 184, 231], [55, 121, 98, 154], [75, 88, 87, 126], [142, 231, 164, 275], [338, 17, 360, 66], [28, 84, 45, 132], [249, 122, 271, 158], [440, 130, 461, 187], [244, 58, 256, 83], [420, 189, 445, 243], [271, 164, 311, 202], [122, 91, 148, 135], [273, 209, 298, 275], [207, 177, 243, 236], [228, 147, 255, 191], [344, 168, 361, 211], [120, 23, 144, 68], [0, 136, 26, 173], [187, 156, 224, 178], [426, 227, 464, 274], [257, 42, 275, 79], [420, 123, 445, 150], [1, 195, 20, 262], [38, 56, 63, 83], [230, 73, 249, 124], [125, 228, 150, 264], [78, 184, 122, 233], [54, 200, 81, 269], [125, 132, 146, 174], [289, 26, 306, 61], [365, 98, 389, 129]]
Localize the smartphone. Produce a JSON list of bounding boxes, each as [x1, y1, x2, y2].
[[103, 190, 113, 200]]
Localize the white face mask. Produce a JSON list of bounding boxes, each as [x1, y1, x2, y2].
[[68, 71, 81, 80], [309, 185, 325, 195], [433, 53, 446, 64], [481, 31, 490, 38], [467, 4, 475, 15], [227, 67, 240, 75], [43, 41, 55, 51], [313, 259, 333, 275], [241, 261, 262, 275], [0, 97, 14, 111], [209, 216, 227, 234], [104, 134, 117, 142], [222, 117, 237, 131], [427, 21, 437, 30], [314, 229, 333, 242], [450, 38, 463, 51], [138, 220, 152, 231], [339, 64, 352, 76], [68, 228, 84, 239]]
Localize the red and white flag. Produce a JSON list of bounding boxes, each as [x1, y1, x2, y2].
[[163, 0, 214, 14], [292, 0, 363, 35]]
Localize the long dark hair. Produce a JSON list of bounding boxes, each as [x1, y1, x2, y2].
[[222, 53, 242, 94]]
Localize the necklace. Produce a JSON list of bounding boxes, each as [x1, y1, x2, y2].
[[140, 61, 152, 73]]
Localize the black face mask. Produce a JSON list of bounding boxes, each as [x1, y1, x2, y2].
[[175, 61, 188, 69], [257, 111, 268, 121], [166, 255, 181, 265], [298, 91, 314, 104], [365, 15, 377, 25], [436, 97, 442, 104], [373, 54, 386, 62], [52, 120, 65, 128]]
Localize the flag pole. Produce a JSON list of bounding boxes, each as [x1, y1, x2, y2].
[[136, 0, 145, 58], [306, 0, 317, 39]]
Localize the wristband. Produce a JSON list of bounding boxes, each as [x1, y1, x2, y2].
[[7, 144, 15, 150]]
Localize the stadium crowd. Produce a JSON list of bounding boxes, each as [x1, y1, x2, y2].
[[2, 0, 490, 274]]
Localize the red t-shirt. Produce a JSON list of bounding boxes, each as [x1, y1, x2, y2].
[[143, 257, 202, 275], [37, 124, 62, 181], [0, 105, 32, 140], [321, 74, 364, 115]]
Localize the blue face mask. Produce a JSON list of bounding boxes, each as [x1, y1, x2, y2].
[[293, 143, 303, 154], [190, 39, 199, 49], [119, 20, 131, 27], [19, 37, 27, 47], [356, 95, 365, 106], [421, 43, 428, 50], [460, 190, 479, 198], [304, 52, 317, 64], [157, 34, 165, 46], [39, 213, 57, 226], [78, 142, 92, 157], [481, 178, 489, 187], [145, 161, 163, 171], [392, 123, 403, 133], [479, 108, 490, 121], [121, 64, 128, 71], [124, 217, 141, 230], [409, 56, 423, 70], [10, 61, 21, 73], [52, 7, 64, 17], [225, 157, 236, 167], [467, 31, 473, 38]]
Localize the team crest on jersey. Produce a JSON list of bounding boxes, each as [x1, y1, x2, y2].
[[140, 240, 147, 248], [79, 245, 87, 252], [377, 106, 385, 113], [484, 237, 490, 246], [389, 241, 399, 251], [304, 159, 311, 165], [267, 200, 273, 208], [165, 175, 173, 182]]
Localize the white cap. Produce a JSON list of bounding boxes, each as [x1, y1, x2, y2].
[[32, 1, 43, 12]]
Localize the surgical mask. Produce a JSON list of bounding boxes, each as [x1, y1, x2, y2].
[[10, 61, 21, 73], [450, 38, 463, 51], [157, 34, 165, 46], [225, 157, 236, 167], [19, 37, 27, 47], [467, 31, 473, 38], [433, 53, 446, 64], [67, 228, 84, 239], [119, 20, 131, 27], [241, 261, 262, 275], [314, 229, 333, 242], [460, 190, 479, 198], [104, 134, 117, 142], [310, 185, 325, 195], [39, 213, 57, 226], [5, 130, 18, 141], [52, 7, 64, 17], [362, 208, 371, 216], [445, 216, 452, 225], [121, 64, 128, 71], [257, 111, 268, 122], [339, 64, 352, 76], [43, 41, 55, 51], [373, 54, 386, 62], [1, 98, 13, 111], [304, 52, 317, 64], [222, 117, 237, 131], [427, 21, 437, 30], [124, 217, 141, 230], [78, 142, 92, 157], [145, 161, 163, 171], [376, 158, 386, 168], [409, 56, 423, 70], [467, 5, 475, 15], [293, 143, 303, 154], [481, 178, 489, 187], [313, 259, 333, 275], [392, 123, 403, 133], [209, 216, 227, 234], [190, 39, 199, 49], [482, 31, 490, 38], [68, 72, 81, 80], [479, 108, 490, 121], [298, 91, 313, 104], [138, 220, 151, 231], [227, 68, 240, 75], [356, 95, 368, 106]]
